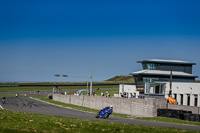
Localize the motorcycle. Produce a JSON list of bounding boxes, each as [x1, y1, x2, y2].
[[95, 105, 113, 119]]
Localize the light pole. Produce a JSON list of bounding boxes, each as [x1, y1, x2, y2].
[[90, 70, 93, 96], [169, 70, 172, 97]]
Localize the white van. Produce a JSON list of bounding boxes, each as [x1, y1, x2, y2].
[[75, 89, 88, 96]]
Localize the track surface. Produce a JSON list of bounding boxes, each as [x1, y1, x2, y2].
[[1, 97, 200, 131]]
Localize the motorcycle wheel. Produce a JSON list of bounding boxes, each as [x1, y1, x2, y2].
[[103, 113, 109, 119], [95, 113, 99, 118]]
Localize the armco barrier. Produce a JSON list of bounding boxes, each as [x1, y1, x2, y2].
[[53, 94, 166, 117]]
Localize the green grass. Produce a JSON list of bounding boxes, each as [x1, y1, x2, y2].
[[0, 93, 25, 97], [136, 117, 200, 126], [0, 85, 119, 92], [0, 86, 54, 92], [35, 97, 200, 127], [104, 76, 135, 83], [0, 109, 197, 133]]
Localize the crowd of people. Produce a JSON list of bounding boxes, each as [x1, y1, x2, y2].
[[120, 92, 135, 98], [72, 90, 111, 97], [166, 96, 178, 104], [100, 91, 110, 97]]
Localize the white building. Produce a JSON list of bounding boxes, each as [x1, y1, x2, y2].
[[119, 59, 200, 107], [119, 82, 200, 107]]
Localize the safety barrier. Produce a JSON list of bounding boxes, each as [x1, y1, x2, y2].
[[157, 109, 200, 122]]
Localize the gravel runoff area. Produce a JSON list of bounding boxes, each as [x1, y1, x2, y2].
[[1, 97, 200, 131]]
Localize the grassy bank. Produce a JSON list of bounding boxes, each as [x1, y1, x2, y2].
[[0, 109, 197, 133]]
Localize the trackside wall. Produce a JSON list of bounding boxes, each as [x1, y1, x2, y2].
[[53, 94, 167, 117]]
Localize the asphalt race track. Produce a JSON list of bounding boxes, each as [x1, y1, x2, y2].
[[1, 97, 200, 131]]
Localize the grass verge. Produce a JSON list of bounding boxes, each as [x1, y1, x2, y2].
[[0, 109, 197, 133], [136, 117, 200, 126]]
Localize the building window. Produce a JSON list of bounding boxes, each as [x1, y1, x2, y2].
[[147, 63, 156, 70], [160, 84, 165, 94], [155, 84, 159, 94], [145, 83, 165, 95], [142, 63, 147, 69]]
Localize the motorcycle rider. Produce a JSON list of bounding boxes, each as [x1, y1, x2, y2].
[[96, 105, 113, 118], [2, 97, 6, 104]]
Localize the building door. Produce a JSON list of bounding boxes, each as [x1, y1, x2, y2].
[[187, 94, 190, 106], [155, 84, 159, 94], [174, 93, 177, 100], [180, 94, 183, 105], [194, 95, 198, 106]]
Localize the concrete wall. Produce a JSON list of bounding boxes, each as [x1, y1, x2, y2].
[[53, 94, 163, 117]]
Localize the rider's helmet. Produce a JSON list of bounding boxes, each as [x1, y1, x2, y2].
[[110, 105, 113, 108]]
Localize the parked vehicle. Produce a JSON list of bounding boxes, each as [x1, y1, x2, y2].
[[75, 89, 88, 95], [95, 105, 113, 119]]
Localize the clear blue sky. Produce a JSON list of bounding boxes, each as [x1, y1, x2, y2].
[[0, 0, 200, 82]]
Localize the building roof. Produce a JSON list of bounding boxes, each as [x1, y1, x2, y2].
[[137, 59, 196, 65], [130, 70, 198, 78]]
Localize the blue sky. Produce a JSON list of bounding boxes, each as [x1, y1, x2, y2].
[[0, 0, 200, 82]]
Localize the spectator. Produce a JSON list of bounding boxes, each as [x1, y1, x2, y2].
[[120, 93, 123, 98], [93, 91, 96, 96], [123, 92, 126, 98], [106, 91, 110, 97], [101, 92, 104, 97]]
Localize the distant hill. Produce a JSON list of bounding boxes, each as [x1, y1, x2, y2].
[[104, 76, 135, 83]]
